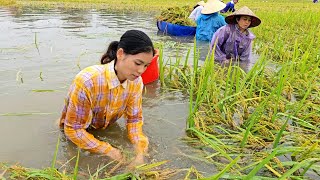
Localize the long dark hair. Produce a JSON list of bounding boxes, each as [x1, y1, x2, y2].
[[101, 30, 155, 64]]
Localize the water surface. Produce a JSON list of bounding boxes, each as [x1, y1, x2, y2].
[[0, 7, 216, 178]]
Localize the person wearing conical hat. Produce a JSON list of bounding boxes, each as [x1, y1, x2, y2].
[[189, 1, 206, 22], [196, 0, 227, 41], [210, 6, 261, 62]]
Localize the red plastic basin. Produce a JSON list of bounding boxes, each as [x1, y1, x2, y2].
[[141, 54, 159, 85]]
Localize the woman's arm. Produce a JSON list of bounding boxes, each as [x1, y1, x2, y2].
[[125, 78, 149, 155], [188, 8, 197, 21], [210, 26, 228, 61], [221, 2, 231, 13], [62, 79, 113, 155]]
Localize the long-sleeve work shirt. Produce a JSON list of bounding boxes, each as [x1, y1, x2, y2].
[[60, 60, 148, 155], [210, 24, 255, 61]]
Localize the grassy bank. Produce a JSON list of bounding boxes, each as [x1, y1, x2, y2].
[[0, 0, 198, 11], [1, 0, 318, 12]]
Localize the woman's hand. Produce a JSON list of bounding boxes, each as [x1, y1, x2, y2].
[[127, 153, 145, 170], [154, 49, 159, 56], [106, 147, 123, 161]]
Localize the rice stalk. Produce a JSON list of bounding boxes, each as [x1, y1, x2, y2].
[[201, 155, 241, 180], [73, 148, 80, 180]]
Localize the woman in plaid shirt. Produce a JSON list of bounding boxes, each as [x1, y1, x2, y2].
[[59, 30, 156, 168]]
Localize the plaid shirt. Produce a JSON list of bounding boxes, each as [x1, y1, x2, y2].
[[60, 61, 148, 154]]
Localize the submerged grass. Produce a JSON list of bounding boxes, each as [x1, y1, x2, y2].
[[0, 143, 180, 179]]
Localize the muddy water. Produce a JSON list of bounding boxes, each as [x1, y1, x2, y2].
[[0, 7, 218, 178]]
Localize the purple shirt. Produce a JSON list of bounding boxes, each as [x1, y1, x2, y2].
[[210, 24, 255, 62]]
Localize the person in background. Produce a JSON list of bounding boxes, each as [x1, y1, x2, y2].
[[59, 30, 156, 168], [188, 1, 206, 22], [210, 6, 261, 62], [196, 0, 226, 41], [220, 0, 238, 13]]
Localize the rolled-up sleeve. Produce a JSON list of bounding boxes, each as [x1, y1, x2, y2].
[[125, 79, 148, 154], [62, 77, 113, 154]]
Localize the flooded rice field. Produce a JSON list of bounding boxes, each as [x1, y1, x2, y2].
[[1, 4, 319, 179], [0, 7, 220, 177]]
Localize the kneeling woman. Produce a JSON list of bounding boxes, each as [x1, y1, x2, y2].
[[210, 6, 261, 62], [59, 30, 156, 167]]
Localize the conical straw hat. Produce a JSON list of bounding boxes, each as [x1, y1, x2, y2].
[[201, 0, 226, 15], [225, 6, 261, 28]]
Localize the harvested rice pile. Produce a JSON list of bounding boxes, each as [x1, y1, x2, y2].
[[156, 6, 197, 26]]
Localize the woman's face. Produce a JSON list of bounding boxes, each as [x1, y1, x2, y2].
[[237, 16, 252, 31], [116, 48, 154, 82]]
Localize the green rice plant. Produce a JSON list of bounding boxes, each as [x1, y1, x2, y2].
[[293, 79, 315, 115], [183, 48, 191, 69], [220, 174, 278, 180], [34, 32, 40, 55], [270, 57, 291, 123], [187, 41, 197, 128], [224, 61, 234, 98], [273, 117, 289, 149], [135, 160, 167, 171], [240, 99, 268, 148], [188, 45, 216, 129], [200, 156, 241, 180], [300, 161, 317, 177], [245, 148, 279, 179], [187, 127, 237, 165], [103, 160, 176, 180], [277, 113, 317, 131], [88, 159, 118, 179], [73, 148, 80, 180], [241, 50, 301, 147], [158, 45, 165, 87], [279, 158, 320, 180], [183, 166, 204, 180], [1, 164, 71, 179], [244, 55, 268, 98], [298, 142, 318, 162], [100, 172, 134, 180], [51, 135, 60, 169]]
